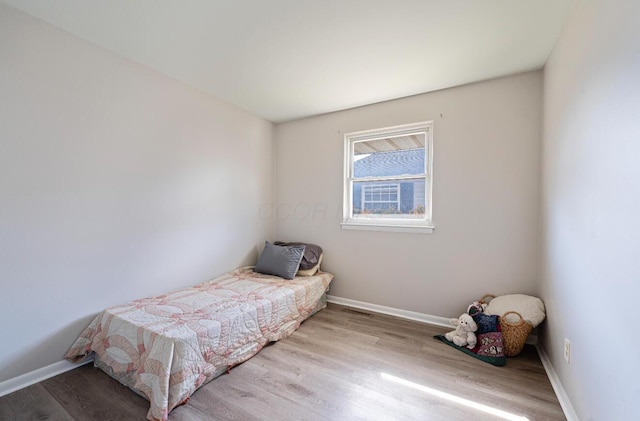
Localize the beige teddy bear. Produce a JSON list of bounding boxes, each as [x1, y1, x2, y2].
[[444, 313, 478, 349]]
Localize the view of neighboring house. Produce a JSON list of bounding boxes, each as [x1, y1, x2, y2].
[[352, 148, 425, 216]]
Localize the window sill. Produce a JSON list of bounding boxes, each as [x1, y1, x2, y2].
[[340, 222, 435, 234]]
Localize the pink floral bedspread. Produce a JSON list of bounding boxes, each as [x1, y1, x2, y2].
[[65, 267, 333, 421]]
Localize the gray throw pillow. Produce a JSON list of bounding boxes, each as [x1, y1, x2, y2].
[[254, 241, 306, 280], [273, 241, 323, 270]]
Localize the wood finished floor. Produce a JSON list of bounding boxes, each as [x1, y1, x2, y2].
[[0, 303, 565, 421]]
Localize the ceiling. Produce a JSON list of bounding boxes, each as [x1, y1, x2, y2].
[[2, 0, 574, 123]]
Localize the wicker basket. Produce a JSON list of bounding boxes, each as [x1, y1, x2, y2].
[[479, 294, 496, 305], [499, 311, 533, 356]]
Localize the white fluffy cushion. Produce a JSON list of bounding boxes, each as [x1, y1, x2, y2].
[[485, 294, 546, 328]]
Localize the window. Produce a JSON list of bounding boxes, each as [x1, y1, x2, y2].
[[362, 183, 400, 213], [342, 121, 434, 233]]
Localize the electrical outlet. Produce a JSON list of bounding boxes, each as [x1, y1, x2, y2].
[[564, 338, 571, 364]]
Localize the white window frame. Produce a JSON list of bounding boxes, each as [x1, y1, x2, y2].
[[342, 121, 434, 233]]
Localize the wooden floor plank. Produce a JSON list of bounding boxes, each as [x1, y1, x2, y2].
[[41, 363, 149, 421], [0, 383, 74, 421], [0, 303, 565, 420]]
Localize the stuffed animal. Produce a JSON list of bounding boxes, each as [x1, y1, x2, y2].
[[466, 301, 487, 316], [444, 313, 478, 349]]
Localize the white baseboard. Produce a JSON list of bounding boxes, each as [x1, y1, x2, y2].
[[536, 344, 579, 421], [0, 356, 94, 398], [327, 295, 452, 328]]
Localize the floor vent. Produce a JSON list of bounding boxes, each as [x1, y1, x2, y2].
[[340, 308, 374, 317]]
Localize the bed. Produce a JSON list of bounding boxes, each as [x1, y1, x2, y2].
[[65, 266, 333, 421]]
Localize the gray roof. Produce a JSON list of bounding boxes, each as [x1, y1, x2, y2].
[[354, 149, 424, 178]]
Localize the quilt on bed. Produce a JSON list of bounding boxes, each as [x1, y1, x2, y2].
[[65, 266, 333, 421]]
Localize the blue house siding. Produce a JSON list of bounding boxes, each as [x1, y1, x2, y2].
[[353, 183, 362, 213], [354, 148, 424, 178], [400, 182, 414, 213]]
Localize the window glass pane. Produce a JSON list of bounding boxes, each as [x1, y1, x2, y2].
[[353, 180, 425, 219], [353, 133, 426, 178]]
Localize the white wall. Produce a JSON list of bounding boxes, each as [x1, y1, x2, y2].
[[541, 1, 640, 419], [0, 4, 274, 382], [275, 72, 542, 317]]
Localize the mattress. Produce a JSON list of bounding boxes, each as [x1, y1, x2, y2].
[[64, 266, 333, 421]]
